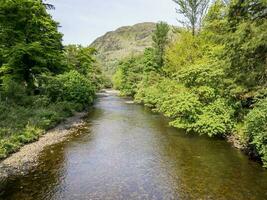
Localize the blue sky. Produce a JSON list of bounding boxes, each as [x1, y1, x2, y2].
[[47, 0, 179, 45]]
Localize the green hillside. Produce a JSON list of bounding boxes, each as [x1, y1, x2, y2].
[[90, 22, 157, 76]]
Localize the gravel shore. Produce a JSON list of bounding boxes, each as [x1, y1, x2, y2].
[[0, 112, 87, 184]]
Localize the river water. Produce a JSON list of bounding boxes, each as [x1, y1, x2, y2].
[[1, 91, 267, 200]]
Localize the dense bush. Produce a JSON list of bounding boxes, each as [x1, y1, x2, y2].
[[245, 99, 267, 167], [0, 97, 81, 159], [113, 57, 144, 96], [64, 45, 107, 89], [191, 99, 234, 137], [164, 30, 215, 76], [0, 125, 43, 159], [135, 78, 234, 137], [0, 1, 102, 159], [45, 71, 95, 106], [0, 78, 30, 105], [114, 0, 267, 167]]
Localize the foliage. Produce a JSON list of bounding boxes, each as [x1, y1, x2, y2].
[[177, 63, 225, 93], [64, 45, 96, 75], [152, 22, 170, 69], [0, 0, 64, 91], [140, 48, 155, 72], [0, 98, 81, 159], [190, 99, 234, 137], [45, 71, 95, 106], [245, 99, 267, 167], [135, 78, 234, 137], [164, 31, 206, 75], [113, 57, 144, 96], [173, 0, 210, 35], [224, 13, 267, 89], [0, 0, 102, 159], [64, 45, 106, 89], [91, 22, 157, 76], [202, 0, 228, 43], [114, 0, 267, 167]]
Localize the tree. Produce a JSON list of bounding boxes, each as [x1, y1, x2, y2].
[[42, 0, 55, 10], [142, 48, 157, 72], [64, 45, 106, 88], [152, 22, 170, 69], [113, 56, 144, 96], [64, 45, 97, 75], [228, 0, 267, 25], [224, 0, 267, 90], [0, 0, 64, 91], [173, 0, 210, 35], [164, 31, 204, 76], [201, 0, 228, 43]]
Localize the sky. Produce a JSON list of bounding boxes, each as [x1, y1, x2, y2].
[[47, 0, 179, 46]]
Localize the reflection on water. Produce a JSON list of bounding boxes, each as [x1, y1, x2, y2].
[[1, 92, 267, 200]]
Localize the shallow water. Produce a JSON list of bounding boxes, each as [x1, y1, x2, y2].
[[1, 92, 267, 200]]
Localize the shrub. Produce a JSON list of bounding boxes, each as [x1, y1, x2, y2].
[[135, 77, 234, 137], [113, 57, 145, 96], [45, 71, 95, 106], [0, 93, 88, 159], [178, 63, 224, 89], [192, 99, 234, 137], [0, 125, 43, 159], [245, 99, 267, 167], [0, 78, 33, 105], [44, 76, 64, 102], [136, 84, 161, 108]]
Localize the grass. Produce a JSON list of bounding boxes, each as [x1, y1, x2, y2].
[[0, 96, 84, 159]]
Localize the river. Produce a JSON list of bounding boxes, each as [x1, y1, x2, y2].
[[1, 91, 267, 200]]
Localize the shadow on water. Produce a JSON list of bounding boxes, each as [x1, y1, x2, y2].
[[1, 92, 267, 200]]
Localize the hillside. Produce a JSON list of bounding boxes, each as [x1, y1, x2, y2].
[[90, 22, 157, 76]]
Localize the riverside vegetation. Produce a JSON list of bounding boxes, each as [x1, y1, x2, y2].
[[0, 0, 108, 159], [113, 0, 267, 167]]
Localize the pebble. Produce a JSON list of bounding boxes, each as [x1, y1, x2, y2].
[[0, 112, 87, 181]]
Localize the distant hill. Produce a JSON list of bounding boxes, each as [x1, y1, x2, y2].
[[90, 22, 157, 76]]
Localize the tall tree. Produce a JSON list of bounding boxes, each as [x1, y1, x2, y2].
[[152, 22, 170, 69], [64, 45, 105, 88], [224, 0, 267, 89], [64, 45, 97, 75], [0, 0, 64, 91], [42, 0, 55, 10], [173, 0, 210, 35]]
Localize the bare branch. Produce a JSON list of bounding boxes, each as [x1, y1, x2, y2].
[[173, 0, 210, 35], [42, 0, 55, 10]]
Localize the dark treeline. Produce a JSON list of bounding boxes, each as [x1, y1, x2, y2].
[[113, 0, 267, 167], [0, 0, 107, 158]]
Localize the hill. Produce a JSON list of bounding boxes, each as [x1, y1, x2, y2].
[[90, 22, 157, 76]]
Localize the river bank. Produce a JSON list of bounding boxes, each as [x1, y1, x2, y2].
[[107, 89, 259, 165], [0, 90, 116, 186], [2, 92, 267, 200], [0, 112, 87, 184], [129, 94, 261, 165], [0, 90, 117, 183]]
